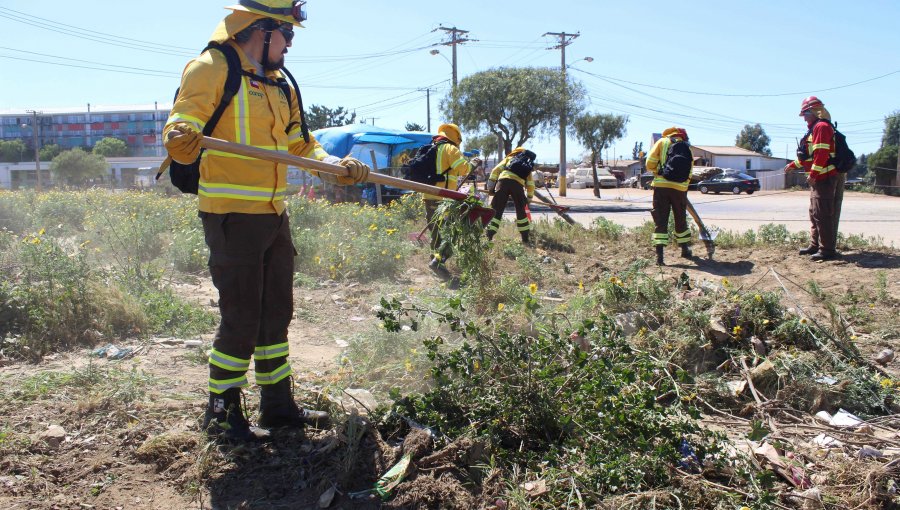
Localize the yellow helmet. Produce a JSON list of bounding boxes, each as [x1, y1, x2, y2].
[[509, 147, 525, 155], [211, 0, 305, 43], [437, 123, 462, 146]]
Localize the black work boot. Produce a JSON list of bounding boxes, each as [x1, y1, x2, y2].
[[798, 246, 819, 255], [521, 232, 530, 245], [428, 257, 452, 281], [680, 244, 693, 259], [810, 251, 838, 261], [655, 245, 665, 266], [202, 388, 270, 442], [258, 378, 329, 430]]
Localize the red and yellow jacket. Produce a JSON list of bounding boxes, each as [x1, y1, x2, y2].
[[646, 127, 691, 192], [423, 136, 470, 201], [164, 41, 330, 215], [785, 121, 836, 181]]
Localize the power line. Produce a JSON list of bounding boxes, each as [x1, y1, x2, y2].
[[576, 66, 900, 97]]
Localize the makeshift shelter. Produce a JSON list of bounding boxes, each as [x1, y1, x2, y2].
[[313, 124, 434, 176]]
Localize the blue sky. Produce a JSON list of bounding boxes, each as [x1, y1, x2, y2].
[[1, 0, 897, 164]]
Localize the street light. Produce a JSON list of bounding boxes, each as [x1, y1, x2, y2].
[[558, 56, 592, 197]]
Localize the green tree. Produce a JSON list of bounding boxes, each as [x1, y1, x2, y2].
[[441, 67, 587, 155], [92, 137, 129, 157], [39, 143, 62, 161], [881, 111, 900, 147], [735, 123, 772, 156], [51, 148, 107, 187], [0, 139, 27, 162], [571, 113, 628, 197], [464, 133, 501, 160], [632, 141, 644, 160], [404, 122, 426, 132], [867, 145, 897, 193], [306, 105, 357, 131]]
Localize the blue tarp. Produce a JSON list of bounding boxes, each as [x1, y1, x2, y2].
[[312, 124, 434, 173]]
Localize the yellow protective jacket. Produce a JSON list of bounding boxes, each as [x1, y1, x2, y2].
[[423, 139, 470, 201], [646, 127, 692, 192], [164, 41, 329, 215], [489, 156, 535, 198]]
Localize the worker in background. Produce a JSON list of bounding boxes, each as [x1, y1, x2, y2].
[[784, 96, 839, 261], [485, 147, 536, 244], [164, 0, 369, 442], [646, 127, 693, 265], [423, 123, 471, 281]]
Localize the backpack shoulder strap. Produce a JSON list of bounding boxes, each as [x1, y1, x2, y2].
[[279, 67, 310, 143], [201, 42, 243, 136]]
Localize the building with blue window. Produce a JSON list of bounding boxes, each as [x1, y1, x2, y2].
[[0, 104, 171, 157]]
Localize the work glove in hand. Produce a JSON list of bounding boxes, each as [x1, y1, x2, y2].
[[165, 125, 202, 164], [486, 179, 497, 195], [337, 157, 370, 185]]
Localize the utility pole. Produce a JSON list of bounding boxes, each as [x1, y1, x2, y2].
[[544, 31, 579, 196], [26, 110, 43, 192], [426, 88, 431, 132], [435, 26, 471, 91]]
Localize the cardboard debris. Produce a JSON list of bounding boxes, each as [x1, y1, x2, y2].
[[753, 442, 811, 489]]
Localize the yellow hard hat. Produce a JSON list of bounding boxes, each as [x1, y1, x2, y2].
[[437, 123, 462, 145], [509, 147, 525, 155], [211, 0, 305, 43]]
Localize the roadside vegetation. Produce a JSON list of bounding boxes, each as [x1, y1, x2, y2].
[[1, 189, 897, 509]]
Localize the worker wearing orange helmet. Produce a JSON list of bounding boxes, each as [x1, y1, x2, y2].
[[784, 96, 840, 261], [423, 123, 471, 282], [164, 0, 370, 442], [646, 127, 693, 265]]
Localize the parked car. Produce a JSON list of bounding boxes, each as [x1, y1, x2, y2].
[[697, 172, 760, 195], [623, 175, 639, 188], [844, 177, 864, 189]]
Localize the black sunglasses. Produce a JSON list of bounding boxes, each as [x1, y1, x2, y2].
[[277, 24, 294, 43]]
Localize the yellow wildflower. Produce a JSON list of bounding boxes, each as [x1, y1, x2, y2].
[[381, 250, 387, 255], [529, 283, 538, 295], [722, 277, 730, 287], [799, 317, 809, 325], [473, 359, 481, 371], [881, 379, 894, 389], [385, 228, 397, 235], [395, 254, 401, 259], [38, 228, 45, 236], [732, 325, 742, 336], [497, 303, 505, 312], [368, 223, 378, 231], [754, 294, 762, 302], [404, 359, 413, 372], [578, 280, 584, 291]]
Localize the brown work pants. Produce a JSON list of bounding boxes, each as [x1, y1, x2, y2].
[[808, 174, 838, 255], [201, 212, 295, 388], [833, 173, 845, 243], [487, 179, 531, 242], [425, 200, 452, 263], [651, 187, 690, 245]]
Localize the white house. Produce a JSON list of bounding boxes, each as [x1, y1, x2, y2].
[[690, 146, 791, 190]]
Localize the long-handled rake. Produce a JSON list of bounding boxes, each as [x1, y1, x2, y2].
[[686, 199, 717, 260], [193, 136, 496, 227]]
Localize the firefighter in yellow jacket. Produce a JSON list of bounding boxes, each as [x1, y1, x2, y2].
[[424, 123, 471, 281], [485, 147, 536, 244], [164, 0, 369, 442], [646, 127, 693, 265]]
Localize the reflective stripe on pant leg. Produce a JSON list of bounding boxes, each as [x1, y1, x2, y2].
[[516, 218, 531, 232], [674, 229, 691, 245], [208, 348, 251, 394], [486, 217, 501, 234], [254, 341, 289, 360], [209, 374, 249, 394], [652, 233, 669, 246], [255, 361, 292, 386]]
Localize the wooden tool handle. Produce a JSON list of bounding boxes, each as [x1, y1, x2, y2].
[[199, 136, 469, 201]]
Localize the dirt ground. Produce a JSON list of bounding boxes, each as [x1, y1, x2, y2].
[[1, 238, 898, 509]]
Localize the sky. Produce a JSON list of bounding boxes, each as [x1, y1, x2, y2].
[[1, 0, 898, 165]]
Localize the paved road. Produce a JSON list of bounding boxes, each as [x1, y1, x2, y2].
[[526, 187, 900, 247]]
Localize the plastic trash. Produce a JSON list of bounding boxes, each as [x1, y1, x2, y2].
[[373, 453, 411, 499]]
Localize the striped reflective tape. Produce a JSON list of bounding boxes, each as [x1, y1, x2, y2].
[[254, 342, 289, 360], [255, 362, 292, 385], [209, 349, 251, 372]]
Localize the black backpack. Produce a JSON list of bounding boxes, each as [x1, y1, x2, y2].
[[401, 141, 448, 184], [506, 149, 536, 179], [159, 42, 309, 194], [796, 120, 855, 173], [660, 138, 692, 182]]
